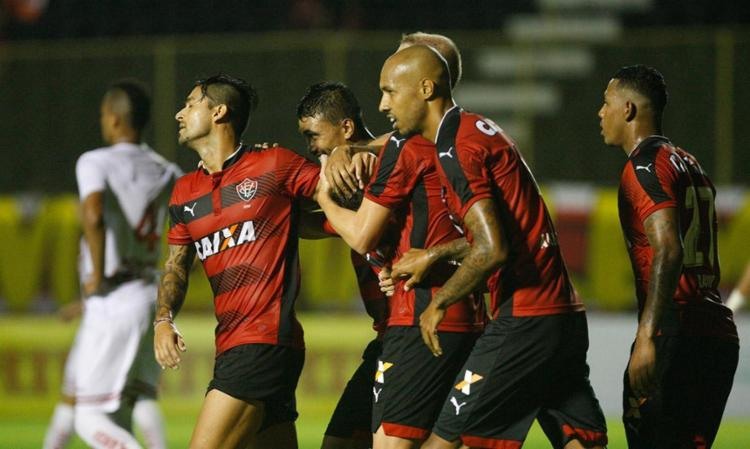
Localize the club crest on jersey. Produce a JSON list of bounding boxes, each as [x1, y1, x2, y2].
[[236, 178, 258, 202], [194, 220, 256, 261]]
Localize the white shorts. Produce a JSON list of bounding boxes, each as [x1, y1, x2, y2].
[[74, 280, 160, 413], [62, 323, 83, 397]]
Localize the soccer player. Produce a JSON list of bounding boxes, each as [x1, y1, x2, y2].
[[375, 45, 607, 449], [316, 39, 486, 449], [296, 81, 388, 449], [598, 64, 739, 449], [43, 80, 180, 449], [324, 32, 463, 200], [153, 74, 320, 449]]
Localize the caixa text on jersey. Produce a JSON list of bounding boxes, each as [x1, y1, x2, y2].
[[194, 220, 256, 261]]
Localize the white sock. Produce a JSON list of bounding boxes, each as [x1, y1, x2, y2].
[[43, 403, 75, 449], [727, 289, 746, 313], [75, 411, 143, 449], [133, 399, 167, 449]]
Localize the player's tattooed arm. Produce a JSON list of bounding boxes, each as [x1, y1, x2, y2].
[[155, 244, 196, 321], [420, 199, 507, 356], [390, 238, 469, 292], [629, 207, 683, 398], [154, 244, 195, 370]]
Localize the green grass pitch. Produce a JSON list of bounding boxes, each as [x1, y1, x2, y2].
[[1, 314, 747, 448]]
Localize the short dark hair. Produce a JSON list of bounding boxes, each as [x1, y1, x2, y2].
[[195, 74, 258, 137], [106, 79, 151, 131], [296, 81, 366, 131], [613, 65, 668, 117]]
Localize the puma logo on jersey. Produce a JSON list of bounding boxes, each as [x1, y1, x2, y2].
[[635, 163, 653, 173], [455, 370, 483, 395], [450, 396, 467, 415], [183, 202, 197, 217], [439, 146, 455, 159], [389, 135, 406, 148], [373, 387, 382, 403], [194, 220, 256, 261]]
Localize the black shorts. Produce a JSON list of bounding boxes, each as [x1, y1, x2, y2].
[[432, 312, 607, 449], [622, 334, 739, 449], [325, 338, 383, 440], [207, 343, 305, 431], [372, 326, 480, 440]]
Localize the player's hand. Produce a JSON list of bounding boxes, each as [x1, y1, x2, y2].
[[391, 248, 434, 292], [628, 335, 657, 398], [154, 320, 187, 370], [326, 145, 357, 198], [350, 152, 377, 189], [378, 267, 395, 297], [419, 302, 446, 357]]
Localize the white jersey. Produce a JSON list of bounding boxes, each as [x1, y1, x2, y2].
[[75, 142, 182, 281]]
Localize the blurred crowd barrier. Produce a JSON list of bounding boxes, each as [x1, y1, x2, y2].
[[1, 185, 748, 313], [1, 29, 749, 194]]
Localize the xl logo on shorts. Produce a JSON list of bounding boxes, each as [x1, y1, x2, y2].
[[236, 178, 258, 201], [455, 370, 483, 395], [194, 220, 256, 261], [374, 361, 393, 384]]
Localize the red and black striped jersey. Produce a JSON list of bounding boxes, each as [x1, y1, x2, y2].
[[434, 107, 583, 318], [365, 133, 487, 332], [168, 146, 319, 355], [351, 250, 388, 337], [618, 136, 736, 339]]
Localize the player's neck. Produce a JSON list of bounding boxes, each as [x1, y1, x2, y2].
[[196, 136, 241, 174], [108, 130, 140, 146], [623, 122, 659, 156], [422, 97, 457, 143]]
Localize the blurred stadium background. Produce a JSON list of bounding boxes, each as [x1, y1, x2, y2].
[[1, 1, 749, 447]]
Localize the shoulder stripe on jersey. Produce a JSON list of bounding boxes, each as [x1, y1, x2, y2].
[[630, 138, 670, 205], [436, 108, 474, 206], [170, 173, 279, 228], [369, 132, 407, 197], [170, 192, 213, 227]]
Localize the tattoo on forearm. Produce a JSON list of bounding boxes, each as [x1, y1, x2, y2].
[[432, 238, 470, 263], [433, 200, 504, 309], [640, 211, 682, 335], [156, 244, 196, 320]]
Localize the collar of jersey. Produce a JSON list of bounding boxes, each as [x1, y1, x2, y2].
[[628, 135, 670, 159], [198, 143, 245, 174]]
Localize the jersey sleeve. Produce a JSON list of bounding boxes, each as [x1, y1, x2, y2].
[[621, 152, 679, 223], [75, 152, 107, 200], [166, 181, 193, 245], [365, 136, 421, 209], [278, 148, 320, 199]]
